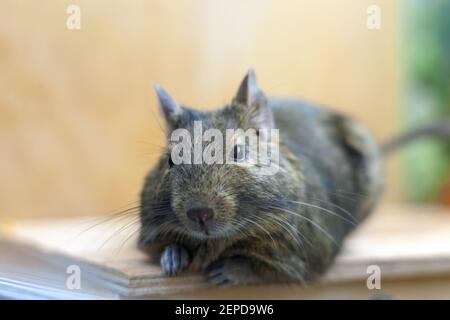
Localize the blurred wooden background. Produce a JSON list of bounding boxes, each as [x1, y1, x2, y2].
[[0, 0, 399, 219]]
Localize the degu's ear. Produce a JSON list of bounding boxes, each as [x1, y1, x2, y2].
[[234, 69, 274, 130], [153, 83, 183, 127]]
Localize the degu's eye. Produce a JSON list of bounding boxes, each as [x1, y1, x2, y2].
[[232, 144, 246, 162]]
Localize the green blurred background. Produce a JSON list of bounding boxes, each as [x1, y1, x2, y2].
[[402, 0, 450, 204]]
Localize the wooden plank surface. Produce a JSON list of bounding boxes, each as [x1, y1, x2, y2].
[[1, 204, 450, 298]]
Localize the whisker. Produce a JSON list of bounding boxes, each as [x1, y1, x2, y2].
[[264, 213, 309, 248], [243, 216, 277, 249], [267, 205, 340, 248], [116, 224, 144, 254], [266, 213, 310, 268], [96, 216, 142, 252], [310, 198, 357, 224], [283, 199, 356, 226], [70, 205, 141, 241]]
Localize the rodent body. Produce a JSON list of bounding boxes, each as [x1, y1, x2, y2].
[[138, 70, 384, 286]]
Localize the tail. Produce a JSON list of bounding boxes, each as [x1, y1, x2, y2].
[[381, 120, 450, 155]]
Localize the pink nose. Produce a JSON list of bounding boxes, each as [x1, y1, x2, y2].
[[186, 207, 214, 223]]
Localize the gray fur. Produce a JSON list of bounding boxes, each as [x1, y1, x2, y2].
[[139, 71, 384, 286]]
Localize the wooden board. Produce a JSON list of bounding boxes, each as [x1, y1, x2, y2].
[[1, 204, 450, 299]]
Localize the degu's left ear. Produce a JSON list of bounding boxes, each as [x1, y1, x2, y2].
[[233, 69, 274, 130], [153, 83, 183, 127]]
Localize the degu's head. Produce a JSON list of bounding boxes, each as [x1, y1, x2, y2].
[[143, 70, 291, 240]]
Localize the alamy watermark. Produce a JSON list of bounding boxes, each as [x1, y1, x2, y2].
[[66, 5, 81, 30], [366, 5, 381, 30], [66, 264, 81, 290], [169, 121, 280, 176], [366, 264, 381, 290]]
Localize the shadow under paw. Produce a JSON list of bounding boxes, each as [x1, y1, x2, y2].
[[206, 257, 251, 287]]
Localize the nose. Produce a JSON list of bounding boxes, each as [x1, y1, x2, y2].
[[186, 207, 214, 224]]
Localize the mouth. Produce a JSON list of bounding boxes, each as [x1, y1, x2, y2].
[[190, 221, 213, 236], [186, 219, 223, 238], [198, 220, 210, 236]]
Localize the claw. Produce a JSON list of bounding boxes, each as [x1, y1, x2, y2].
[[160, 244, 190, 275]]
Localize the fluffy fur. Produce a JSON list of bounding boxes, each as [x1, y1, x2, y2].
[[138, 70, 384, 286]]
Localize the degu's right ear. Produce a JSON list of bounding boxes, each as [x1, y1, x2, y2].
[[153, 83, 183, 127]]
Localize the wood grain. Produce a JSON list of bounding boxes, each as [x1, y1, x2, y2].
[[1, 205, 450, 298]]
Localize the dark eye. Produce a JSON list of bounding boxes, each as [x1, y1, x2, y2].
[[232, 144, 245, 162], [168, 154, 174, 168]]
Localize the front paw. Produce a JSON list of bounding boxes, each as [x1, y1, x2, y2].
[[206, 257, 254, 287], [160, 244, 190, 275]]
